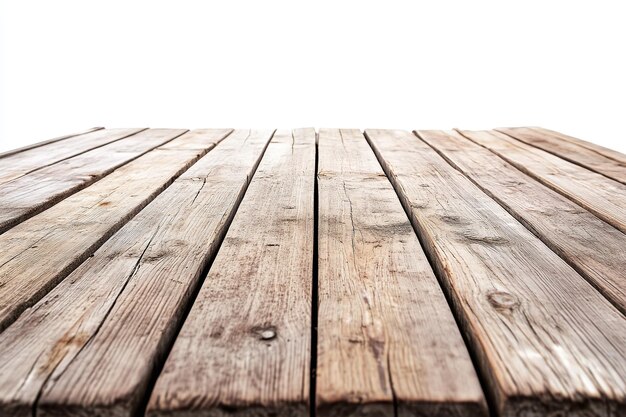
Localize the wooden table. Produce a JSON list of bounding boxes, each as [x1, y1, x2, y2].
[[0, 127, 624, 417]]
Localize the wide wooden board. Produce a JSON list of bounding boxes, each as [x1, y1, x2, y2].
[[5, 130, 273, 417], [147, 129, 315, 417], [496, 127, 626, 184], [459, 130, 626, 234], [0, 129, 231, 332], [0, 128, 144, 185], [420, 129, 626, 314], [316, 129, 486, 417], [0, 128, 186, 233], [365, 129, 626, 417], [0, 127, 104, 159]]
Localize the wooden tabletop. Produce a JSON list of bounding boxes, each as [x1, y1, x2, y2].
[[0, 127, 624, 417]]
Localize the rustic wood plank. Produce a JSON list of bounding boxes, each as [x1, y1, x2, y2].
[[0, 127, 104, 159], [0, 129, 231, 333], [0, 128, 186, 234], [495, 127, 626, 184], [0, 129, 275, 417], [365, 129, 626, 417], [518, 127, 626, 165], [316, 129, 486, 417], [458, 130, 626, 234], [419, 129, 626, 314], [0, 128, 144, 184], [147, 129, 315, 417]]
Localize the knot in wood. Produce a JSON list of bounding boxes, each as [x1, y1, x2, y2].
[[487, 290, 520, 312]]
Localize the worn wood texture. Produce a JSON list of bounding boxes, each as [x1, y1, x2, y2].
[[0, 129, 231, 333], [365, 129, 626, 417], [147, 129, 315, 417], [459, 130, 626, 234], [316, 129, 486, 417], [419, 129, 626, 314], [13, 130, 273, 417], [511, 127, 626, 165], [0, 128, 143, 185], [0, 128, 185, 233], [496, 127, 626, 184], [0, 127, 104, 159]]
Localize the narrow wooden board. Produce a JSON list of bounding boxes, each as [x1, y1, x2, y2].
[[495, 127, 626, 184], [0, 130, 275, 417], [517, 127, 626, 165], [0, 128, 186, 234], [316, 129, 486, 417], [419, 130, 626, 314], [0, 127, 104, 159], [365, 129, 626, 417], [0, 129, 231, 332], [0, 128, 144, 184], [458, 130, 626, 234], [147, 129, 315, 417]]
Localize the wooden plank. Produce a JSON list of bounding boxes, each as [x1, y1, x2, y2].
[[0, 130, 274, 417], [365, 129, 626, 417], [495, 127, 626, 184], [419, 130, 626, 315], [0, 128, 184, 233], [0, 127, 104, 159], [458, 130, 626, 234], [0, 128, 144, 184], [147, 129, 315, 417], [0, 129, 231, 332], [518, 127, 626, 165], [315, 129, 486, 417]]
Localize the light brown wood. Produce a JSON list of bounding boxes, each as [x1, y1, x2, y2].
[[420, 129, 626, 314], [365, 129, 626, 417], [147, 129, 315, 417], [316, 129, 486, 417], [0, 129, 231, 333], [0, 128, 144, 185], [458, 130, 626, 234], [10, 130, 273, 417], [496, 127, 626, 184], [0, 127, 104, 159], [0, 128, 186, 233], [523, 127, 626, 165]]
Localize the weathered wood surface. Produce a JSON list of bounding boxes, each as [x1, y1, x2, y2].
[[316, 129, 486, 417], [0, 128, 185, 233], [496, 127, 626, 184], [509, 127, 626, 165], [0, 127, 104, 159], [20, 129, 272, 417], [419, 129, 626, 314], [0, 128, 143, 185], [0, 129, 231, 332], [459, 130, 626, 234], [365, 129, 626, 417], [0, 126, 625, 417], [148, 129, 315, 417]]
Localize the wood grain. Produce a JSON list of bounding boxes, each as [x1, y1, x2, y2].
[[0, 128, 143, 185], [496, 127, 626, 184], [458, 130, 626, 234], [13, 130, 272, 417], [0, 127, 104, 159], [518, 127, 626, 165], [365, 129, 626, 417], [0, 129, 231, 333], [147, 129, 315, 417], [316, 129, 486, 417], [419, 129, 626, 314], [0, 128, 185, 234]]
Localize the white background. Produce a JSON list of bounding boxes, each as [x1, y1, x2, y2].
[[1, 0, 625, 153]]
